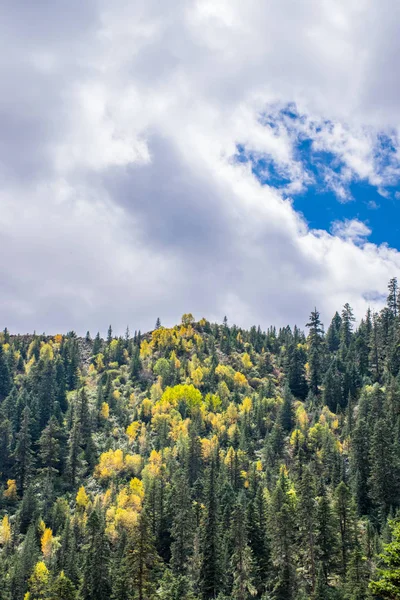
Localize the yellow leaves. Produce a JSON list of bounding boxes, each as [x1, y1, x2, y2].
[[53, 334, 63, 344], [0, 515, 11, 546], [205, 393, 222, 412], [140, 340, 152, 359], [95, 353, 105, 371], [129, 477, 144, 499], [95, 449, 124, 480], [295, 404, 309, 429], [141, 398, 152, 417], [240, 396, 252, 414], [150, 380, 163, 403], [29, 561, 49, 587], [100, 402, 110, 420], [208, 412, 225, 435], [241, 352, 253, 370], [290, 429, 305, 447], [158, 384, 202, 412], [191, 366, 204, 388], [201, 436, 219, 461], [4, 479, 17, 501], [115, 507, 138, 530], [41, 527, 53, 559], [227, 423, 239, 441], [256, 460, 263, 472], [199, 317, 208, 327], [88, 363, 97, 375], [224, 446, 236, 467], [170, 417, 190, 442], [25, 356, 36, 374], [144, 449, 163, 478], [215, 364, 235, 382], [234, 371, 248, 388], [170, 350, 180, 369], [113, 389, 121, 401], [40, 343, 54, 361], [76, 486, 89, 508], [95, 450, 143, 479], [226, 402, 239, 424], [126, 421, 141, 443], [124, 454, 143, 476], [181, 313, 195, 326]]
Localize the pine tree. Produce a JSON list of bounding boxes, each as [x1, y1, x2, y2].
[[315, 487, 338, 584], [334, 482, 357, 577], [81, 508, 111, 600], [230, 495, 257, 600], [247, 483, 270, 596], [269, 467, 297, 599], [278, 384, 294, 433], [14, 406, 33, 493], [306, 309, 324, 395], [0, 344, 11, 402], [298, 468, 317, 593], [387, 277, 398, 318], [368, 417, 400, 519], [171, 470, 194, 575], [126, 510, 162, 600], [200, 460, 221, 599], [370, 519, 400, 599], [49, 571, 77, 600]]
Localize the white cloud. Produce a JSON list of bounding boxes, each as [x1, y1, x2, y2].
[[1, 0, 400, 334], [331, 219, 372, 243]]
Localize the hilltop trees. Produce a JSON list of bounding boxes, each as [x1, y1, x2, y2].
[[1, 281, 400, 599]]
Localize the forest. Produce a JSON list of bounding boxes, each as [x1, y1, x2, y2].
[[2, 280, 400, 599]]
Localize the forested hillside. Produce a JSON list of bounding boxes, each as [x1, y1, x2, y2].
[[2, 281, 400, 599]]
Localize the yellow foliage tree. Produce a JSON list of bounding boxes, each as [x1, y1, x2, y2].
[[241, 352, 253, 370], [40, 343, 54, 361], [100, 402, 110, 419], [27, 562, 49, 599], [0, 515, 11, 546], [4, 479, 17, 501], [126, 421, 140, 443], [76, 486, 89, 508], [41, 527, 53, 559], [234, 371, 248, 388]]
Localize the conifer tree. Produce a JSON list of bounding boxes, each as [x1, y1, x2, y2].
[[81, 507, 111, 600], [0, 344, 11, 402], [126, 510, 162, 600], [200, 459, 221, 599], [370, 519, 400, 599], [306, 309, 324, 395], [14, 405, 34, 493]]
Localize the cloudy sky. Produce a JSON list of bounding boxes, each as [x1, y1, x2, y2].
[[2, 0, 400, 335]]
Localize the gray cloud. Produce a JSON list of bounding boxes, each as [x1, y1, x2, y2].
[[1, 0, 400, 336]]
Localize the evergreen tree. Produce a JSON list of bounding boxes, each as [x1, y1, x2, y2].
[[14, 405, 34, 493], [370, 519, 400, 599], [230, 495, 257, 600], [306, 309, 324, 395], [0, 344, 12, 401], [126, 510, 162, 600], [269, 468, 297, 600], [200, 460, 221, 599], [81, 507, 111, 600]]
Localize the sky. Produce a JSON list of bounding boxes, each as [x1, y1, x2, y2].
[[2, 0, 400, 336]]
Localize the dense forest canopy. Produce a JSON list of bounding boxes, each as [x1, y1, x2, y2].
[[2, 280, 400, 599]]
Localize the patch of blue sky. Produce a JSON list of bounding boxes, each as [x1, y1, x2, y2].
[[235, 119, 400, 250]]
